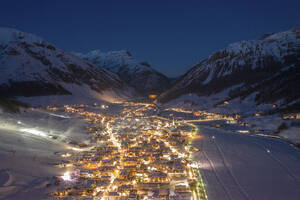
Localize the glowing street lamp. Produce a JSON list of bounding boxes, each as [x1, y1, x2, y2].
[[61, 172, 72, 181]]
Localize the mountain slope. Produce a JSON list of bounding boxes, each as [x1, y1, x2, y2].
[[75, 50, 170, 95], [158, 28, 300, 111], [0, 28, 135, 104]]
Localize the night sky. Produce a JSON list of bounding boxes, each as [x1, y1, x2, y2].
[[1, 0, 299, 77]]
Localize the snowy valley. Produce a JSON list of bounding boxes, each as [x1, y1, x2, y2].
[[0, 27, 300, 200]]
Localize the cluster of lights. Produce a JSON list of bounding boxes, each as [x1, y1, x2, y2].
[[52, 103, 210, 199]]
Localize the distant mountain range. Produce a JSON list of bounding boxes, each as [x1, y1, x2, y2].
[[74, 50, 170, 95], [158, 28, 300, 112], [0, 28, 169, 104], [0, 27, 299, 111], [0, 28, 131, 97]]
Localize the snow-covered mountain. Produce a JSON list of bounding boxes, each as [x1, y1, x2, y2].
[[0, 28, 136, 105], [159, 28, 300, 112], [75, 50, 170, 95]]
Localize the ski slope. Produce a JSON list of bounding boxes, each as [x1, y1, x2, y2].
[[193, 123, 300, 200], [0, 108, 90, 200]]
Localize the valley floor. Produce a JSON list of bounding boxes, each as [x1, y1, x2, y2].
[[0, 102, 299, 199], [192, 122, 300, 200]]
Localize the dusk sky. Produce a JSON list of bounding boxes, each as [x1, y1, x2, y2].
[[1, 0, 299, 77]]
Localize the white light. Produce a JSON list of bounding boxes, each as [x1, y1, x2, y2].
[[61, 172, 72, 181], [69, 146, 92, 152], [19, 128, 48, 137], [61, 153, 71, 158], [237, 130, 250, 133], [189, 163, 199, 168]]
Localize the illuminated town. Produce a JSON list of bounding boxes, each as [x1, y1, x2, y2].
[[1, 2, 300, 199], [49, 103, 209, 199]]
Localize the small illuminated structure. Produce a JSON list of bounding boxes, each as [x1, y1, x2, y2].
[[83, 163, 98, 170], [148, 94, 157, 99]]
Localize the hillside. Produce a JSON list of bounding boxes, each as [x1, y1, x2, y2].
[[158, 28, 300, 113], [75, 50, 170, 95], [0, 28, 136, 105]]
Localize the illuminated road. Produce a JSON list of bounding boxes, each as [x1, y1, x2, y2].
[[192, 124, 300, 200]]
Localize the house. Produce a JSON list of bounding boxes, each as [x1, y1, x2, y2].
[[128, 192, 138, 199], [118, 184, 133, 192], [124, 157, 138, 166], [175, 185, 189, 193], [148, 171, 169, 183], [106, 192, 119, 200], [159, 188, 170, 198]]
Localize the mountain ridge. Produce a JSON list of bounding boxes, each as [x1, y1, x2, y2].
[[0, 27, 136, 104], [74, 50, 170, 95], [158, 28, 300, 112]]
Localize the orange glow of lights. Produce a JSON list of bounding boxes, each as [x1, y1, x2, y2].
[[83, 163, 98, 170], [148, 94, 157, 99], [193, 135, 204, 140]]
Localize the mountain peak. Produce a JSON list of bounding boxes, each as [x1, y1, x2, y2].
[[158, 28, 300, 109], [76, 49, 170, 94], [0, 27, 44, 46], [0, 27, 135, 103]]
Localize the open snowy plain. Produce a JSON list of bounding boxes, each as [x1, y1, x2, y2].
[[193, 121, 300, 200]]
